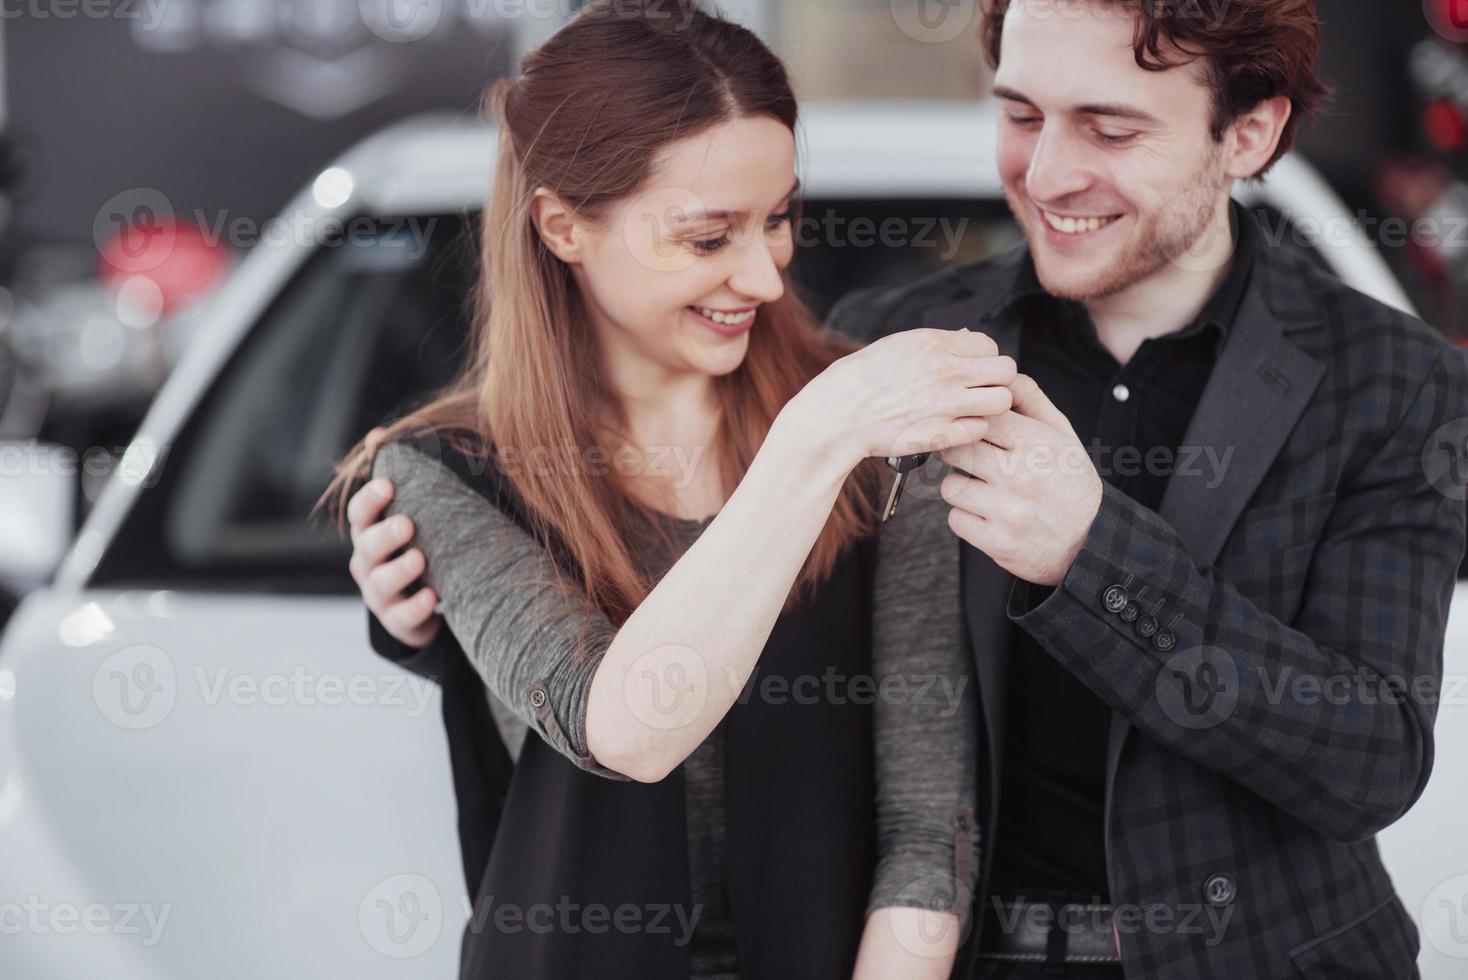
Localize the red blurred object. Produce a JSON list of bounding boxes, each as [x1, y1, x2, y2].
[[98, 221, 230, 316], [1433, 0, 1468, 33], [1424, 99, 1468, 151]]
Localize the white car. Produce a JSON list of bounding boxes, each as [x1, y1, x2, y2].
[[0, 101, 1461, 979]]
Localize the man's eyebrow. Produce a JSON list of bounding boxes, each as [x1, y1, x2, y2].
[[993, 85, 1162, 125], [668, 178, 801, 227]]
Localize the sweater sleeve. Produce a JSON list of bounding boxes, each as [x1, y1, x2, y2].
[[865, 455, 982, 930], [371, 441, 630, 781]]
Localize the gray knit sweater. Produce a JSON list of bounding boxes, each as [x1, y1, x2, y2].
[[372, 443, 980, 975]]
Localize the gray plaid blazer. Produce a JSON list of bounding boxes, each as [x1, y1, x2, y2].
[[826, 227, 1468, 980]]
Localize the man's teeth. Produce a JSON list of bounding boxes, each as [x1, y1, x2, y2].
[[694, 306, 755, 325], [1043, 211, 1118, 235]]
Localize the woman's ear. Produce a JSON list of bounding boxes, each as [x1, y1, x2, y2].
[[530, 187, 587, 264]]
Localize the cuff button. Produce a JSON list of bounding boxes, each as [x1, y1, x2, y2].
[[1152, 630, 1177, 653], [1102, 585, 1129, 613], [1135, 615, 1159, 638]]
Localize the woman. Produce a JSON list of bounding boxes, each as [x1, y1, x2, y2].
[[322, 1, 1010, 976]]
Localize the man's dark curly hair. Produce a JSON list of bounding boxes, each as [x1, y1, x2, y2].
[[981, 0, 1333, 177]]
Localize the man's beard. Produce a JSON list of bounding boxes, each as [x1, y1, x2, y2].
[[1007, 147, 1228, 302]]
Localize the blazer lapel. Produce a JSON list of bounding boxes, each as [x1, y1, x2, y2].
[[1105, 267, 1327, 777], [921, 248, 1328, 845]]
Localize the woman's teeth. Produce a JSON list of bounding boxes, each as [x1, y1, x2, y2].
[[1043, 211, 1119, 235], [694, 306, 755, 325]]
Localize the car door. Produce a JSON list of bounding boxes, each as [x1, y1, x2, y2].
[[0, 214, 477, 979]]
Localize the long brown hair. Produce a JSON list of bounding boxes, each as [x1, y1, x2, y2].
[[319, 0, 882, 624]]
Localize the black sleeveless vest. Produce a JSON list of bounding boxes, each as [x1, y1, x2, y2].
[[416, 435, 879, 979]]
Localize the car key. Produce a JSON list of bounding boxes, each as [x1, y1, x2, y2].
[[882, 452, 931, 522]]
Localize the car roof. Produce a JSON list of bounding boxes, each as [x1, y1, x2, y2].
[[341, 100, 1007, 216]]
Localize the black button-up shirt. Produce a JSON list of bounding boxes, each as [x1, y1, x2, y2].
[[987, 200, 1259, 900]]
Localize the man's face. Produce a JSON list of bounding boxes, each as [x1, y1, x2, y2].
[[993, 0, 1232, 300]]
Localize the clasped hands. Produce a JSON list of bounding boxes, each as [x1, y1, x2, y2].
[[932, 343, 1104, 589]]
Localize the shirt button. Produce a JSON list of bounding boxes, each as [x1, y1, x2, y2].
[[529, 687, 547, 709], [1112, 383, 1131, 403], [1204, 873, 1236, 906]]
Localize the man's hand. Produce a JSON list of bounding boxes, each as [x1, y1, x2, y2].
[[347, 467, 443, 649], [938, 374, 1103, 587]]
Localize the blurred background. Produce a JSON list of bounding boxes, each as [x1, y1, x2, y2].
[[0, 1, 1465, 977]]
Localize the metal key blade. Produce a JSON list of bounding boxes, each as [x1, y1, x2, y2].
[[882, 469, 909, 523], [881, 452, 930, 523]]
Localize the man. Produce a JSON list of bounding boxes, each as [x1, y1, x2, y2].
[[348, 1, 1468, 977], [821, 1, 1467, 976]]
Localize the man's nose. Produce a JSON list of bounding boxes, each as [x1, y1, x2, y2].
[[1024, 124, 1094, 205]]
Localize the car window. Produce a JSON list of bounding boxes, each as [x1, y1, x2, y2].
[[90, 214, 478, 591]]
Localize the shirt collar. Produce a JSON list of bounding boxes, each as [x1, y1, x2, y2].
[[994, 198, 1261, 355]]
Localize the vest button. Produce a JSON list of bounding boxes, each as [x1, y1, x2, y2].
[[529, 687, 547, 709], [1204, 873, 1236, 906], [1103, 585, 1129, 613]]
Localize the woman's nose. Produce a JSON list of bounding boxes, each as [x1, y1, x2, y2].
[[728, 239, 785, 304]]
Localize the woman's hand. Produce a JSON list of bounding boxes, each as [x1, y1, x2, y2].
[[784, 328, 1016, 471], [347, 473, 443, 649]]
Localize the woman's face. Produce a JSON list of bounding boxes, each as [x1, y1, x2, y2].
[[568, 114, 798, 388]]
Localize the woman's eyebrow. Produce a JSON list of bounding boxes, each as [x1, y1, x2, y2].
[[668, 178, 802, 227]]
